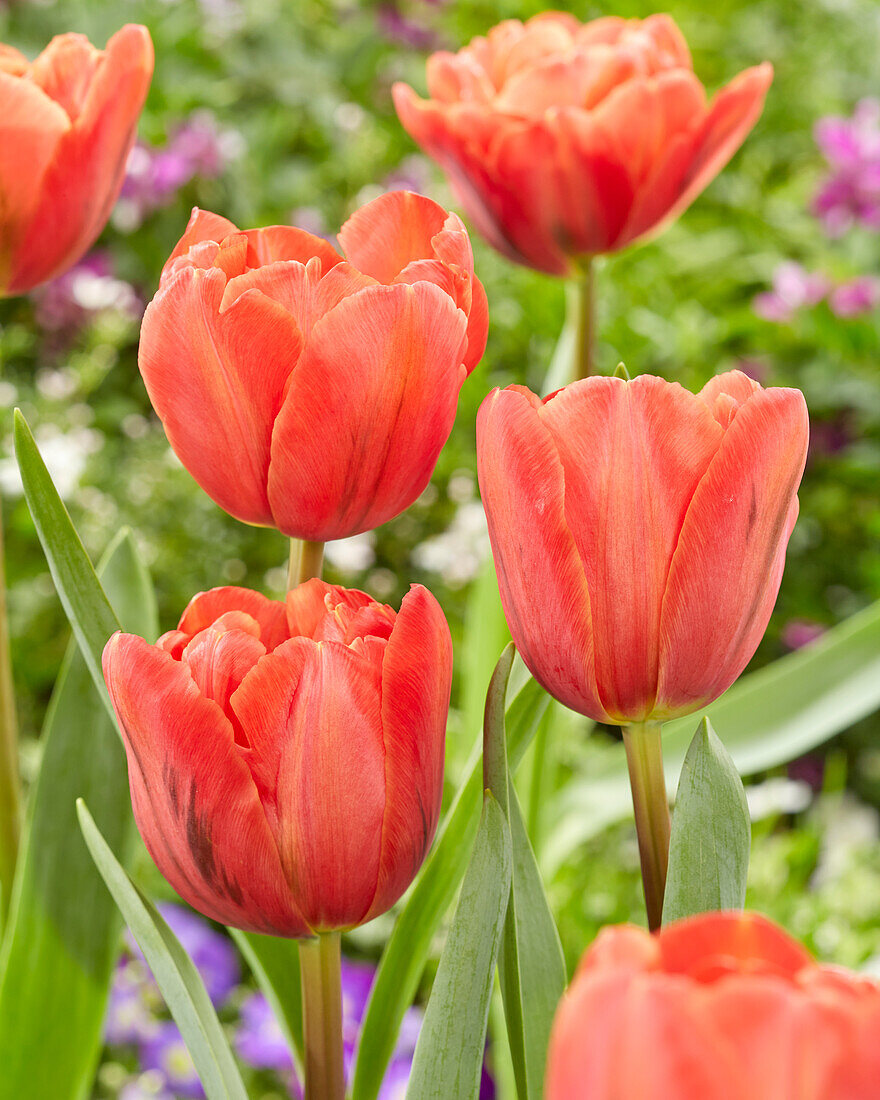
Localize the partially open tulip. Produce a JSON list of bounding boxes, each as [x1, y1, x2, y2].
[[477, 371, 808, 724], [138, 191, 488, 540], [0, 26, 153, 296], [103, 580, 451, 935], [394, 13, 772, 276], [546, 912, 880, 1099]]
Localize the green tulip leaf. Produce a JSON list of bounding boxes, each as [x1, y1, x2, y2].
[[77, 801, 248, 1100], [662, 718, 751, 925], [0, 531, 156, 1100], [13, 409, 119, 720], [405, 792, 512, 1100], [352, 674, 549, 1100], [483, 645, 566, 1100]]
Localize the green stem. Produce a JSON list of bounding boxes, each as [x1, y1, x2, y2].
[[288, 539, 325, 589], [299, 932, 345, 1100], [570, 258, 595, 381], [621, 720, 670, 932], [0, 499, 21, 920]]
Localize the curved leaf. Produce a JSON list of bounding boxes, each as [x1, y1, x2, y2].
[[405, 793, 511, 1100], [77, 801, 248, 1100], [0, 531, 156, 1100], [663, 718, 751, 925]]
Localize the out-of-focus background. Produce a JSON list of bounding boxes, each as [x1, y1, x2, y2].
[[1, 0, 879, 1096]]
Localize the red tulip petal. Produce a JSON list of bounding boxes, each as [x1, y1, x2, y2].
[[285, 579, 375, 640], [426, 50, 494, 103], [0, 72, 69, 290], [28, 33, 103, 120], [267, 281, 467, 540], [365, 585, 451, 921], [337, 190, 451, 284], [707, 977, 852, 1099], [657, 386, 808, 717], [139, 265, 302, 527], [6, 25, 153, 294], [182, 625, 267, 741], [220, 258, 375, 339], [177, 586, 289, 650], [103, 633, 309, 936], [393, 86, 538, 269], [547, 968, 741, 1100], [166, 207, 240, 269], [242, 224, 343, 270], [232, 639, 386, 930], [477, 386, 606, 720], [670, 63, 773, 221], [658, 912, 813, 981], [642, 13, 693, 70], [539, 376, 722, 721]]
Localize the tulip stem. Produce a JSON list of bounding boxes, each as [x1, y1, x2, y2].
[[299, 931, 345, 1100], [622, 720, 670, 932], [571, 258, 595, 380], [289, 539, 325, 588], [0, 499, 20, 922]]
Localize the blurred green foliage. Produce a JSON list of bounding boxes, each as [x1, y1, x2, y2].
[[1, 0, 880, 980]]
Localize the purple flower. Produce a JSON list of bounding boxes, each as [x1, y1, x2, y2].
[[812, 99, 880, 236], [378, 1057, 413, 1100], [140, 1022, 205, 1099], [129, 903, 240, 1008], [116, 112, 242, 231], [235, 991, 296, 1074], [829, 275, 880, 317], [808, 411, 854, 460], [753, 262, 830, 322], [120, 1075, 176, 1100], [104, 958, 157, 1046], [788, 753, 826, 793], [383, 154, 432, 195], [377, 6, 442, 50], [32, 251, 141, 333], [782, 619, 826, 650]]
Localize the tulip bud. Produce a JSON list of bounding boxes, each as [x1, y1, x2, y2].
[[477, 371, 809, 724], [394, 13, 772, 276], [0, 26, 154, 296], [138, 191, 488, 540], [102, 580, 452, 935], [546, 913, 880, 1099]]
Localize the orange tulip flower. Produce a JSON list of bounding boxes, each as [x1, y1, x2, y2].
[[546, 913, 880, 1099], [0, 26, 153, 296], [477, 371, 808, 724], [394, 13, 772, 276], [138, 191, 488, 540], [103, 580, 452, 935]]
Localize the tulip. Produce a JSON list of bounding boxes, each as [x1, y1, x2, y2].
[[138, 191, 488, 540], [102, 579, 452, 936], [478, 370, 808, 928], [546, 912, 880, 1099], [477, 370, 808, 727], [0, 25, 154, 296], [394, 13, 772, 277]]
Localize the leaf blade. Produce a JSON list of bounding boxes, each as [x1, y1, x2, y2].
[[13, 409, 119, 718], [77, 801, 248, 1100], [405, 793, 512, 1100], [662, 718, 751, 925], [0, 531, 157, 1100]]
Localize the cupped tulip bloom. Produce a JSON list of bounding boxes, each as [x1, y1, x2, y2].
[[138, 191, 488, 540], [394, 13, 773, 276], [546, 912, 880, 1099], [102, 580, 452, 935], [0, 26, 154, 296], [477, 371, 809, 725]]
